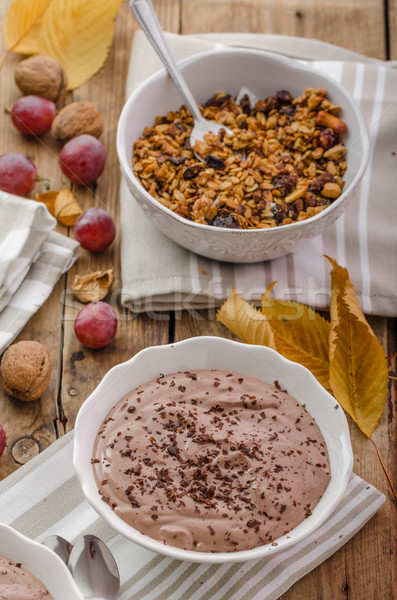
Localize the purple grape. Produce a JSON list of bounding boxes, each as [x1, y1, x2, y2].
[[74, 302, 117, 349], [59, 134, 106, 185], [0, 425, 6, 458], [11, 95, 56, 136], [0, 153, 37, 196], [74, 207, 116, 252]]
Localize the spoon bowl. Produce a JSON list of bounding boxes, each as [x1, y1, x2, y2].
[[42, 535, 73, 564], [0, 525, 83, 600], [129, 0, 232, 156], [68, 535, 120, 600]]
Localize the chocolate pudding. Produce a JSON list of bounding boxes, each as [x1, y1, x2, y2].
[[0, 554, 54, 599], [92, 370, 330, 552]]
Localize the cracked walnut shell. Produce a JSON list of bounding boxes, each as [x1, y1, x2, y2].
[[51, 101, 104, 142], [0, 341, 53, 402], [71, 268, 114, 303], [15, 55, 68, 104]]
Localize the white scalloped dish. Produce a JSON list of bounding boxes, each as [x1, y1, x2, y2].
[[0, 524, 83, 600], [74, 336, 353, 564], [117, 47, 369, 263]]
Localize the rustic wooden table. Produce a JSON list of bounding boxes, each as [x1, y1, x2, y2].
[[0, 1, 396, 598]]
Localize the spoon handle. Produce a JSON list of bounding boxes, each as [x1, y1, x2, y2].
[[129, 0, 203, 122]]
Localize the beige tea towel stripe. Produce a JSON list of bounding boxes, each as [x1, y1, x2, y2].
[[0, 192, 79, 353], [0, 432, 385, 600], [196, 32, 389, 65], [284, 60, 388, 312], [120, 32, 397, 317]]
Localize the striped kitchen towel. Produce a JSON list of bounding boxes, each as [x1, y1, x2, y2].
[[0, 192, 79, 353], [0, 431, 385, 600], [120, 32, 397, 317]]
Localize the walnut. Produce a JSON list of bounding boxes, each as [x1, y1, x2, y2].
[[15, 55, 68, 104], [71, 268, 114, 303], [0, 341, 53, 402], [51, 101, 104, 142]]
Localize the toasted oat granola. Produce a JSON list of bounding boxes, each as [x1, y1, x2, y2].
[[132, 88, 347, 229]]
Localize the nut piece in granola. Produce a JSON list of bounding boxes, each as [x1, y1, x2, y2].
[[132, 88, 348, 229]]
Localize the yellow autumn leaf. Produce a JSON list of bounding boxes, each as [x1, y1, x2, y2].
[[261, 288, 331, 392], [217, 288, 276, 350], [35, 190, 57, 216], [327, 257, 389, 437], [36, 188, 82, 226], [4, 0, 53, 54], [54, 188, 82, 226], [38, 0, 123, 90], [261, 282, 305, 321], [217, 286, 331, 390]]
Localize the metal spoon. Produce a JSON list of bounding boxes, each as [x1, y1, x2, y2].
[[67, 534, 120, 600], [129, 0, 232, 152], [42, 534, 73, 564]]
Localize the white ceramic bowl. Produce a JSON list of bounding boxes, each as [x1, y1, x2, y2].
[[74, 336, 353, 564], [0, 524, 83, 600], [117, 47, 369, 263]]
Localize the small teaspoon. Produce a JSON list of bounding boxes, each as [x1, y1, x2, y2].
[[129, 0, 233, 156], [42, 534, 73, 564], [67, 534, 120, 600]]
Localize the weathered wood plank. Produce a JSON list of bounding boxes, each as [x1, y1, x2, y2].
[[0, 2, 394, 600], [0, 279, 65, 479], [181, 0, 387, 59], [175, 1, 394, 596], [174, 309, 240, 341], [389, 0, 397, 58], [0, 0, 183, 470], [175, 313, 394, 600], [58, 1, 177, 430], [0, 0, 69, 476], [174, 6, 393, 600], [153, 0, 182, 32], [386, 318, 397, 599]]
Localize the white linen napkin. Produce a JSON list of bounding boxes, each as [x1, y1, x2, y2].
[[0, 191, 79, 352], [120, 32, 397, 317], [0, 431, 385, 600]]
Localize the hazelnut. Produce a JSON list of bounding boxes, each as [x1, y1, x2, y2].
[[15, 55, 68, 104], [51, 101, 104, 142], [0, 341, 53, 402]]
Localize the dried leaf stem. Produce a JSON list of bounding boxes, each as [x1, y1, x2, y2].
[[370, 437, 397, 503], [0, 49, 11, 71]]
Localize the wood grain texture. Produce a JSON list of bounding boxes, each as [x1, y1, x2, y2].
[[181, 0, 387, 58], [389, 0, 397, 58], [58, 1, 173, 430], [0, 1, 395, 599], [0, 15, 68, 478], [387, 318, 397, 599], [175, 312, 395, 600], [0, 280, 65, 479]]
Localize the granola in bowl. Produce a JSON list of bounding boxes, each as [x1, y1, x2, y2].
[[133, 87, 347, 229], [117, 47, 369, 262]]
